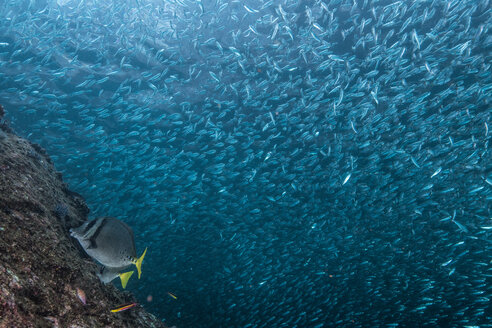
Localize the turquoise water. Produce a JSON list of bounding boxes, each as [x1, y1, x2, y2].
[[0, 0, 490, 327]]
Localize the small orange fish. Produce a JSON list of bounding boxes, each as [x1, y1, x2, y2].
[[167, 292, 177, 300], [110, 302, 138, 313], [76, 288, 86, 305]]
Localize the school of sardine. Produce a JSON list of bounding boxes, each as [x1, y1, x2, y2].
[[0, 0, 490, 327]]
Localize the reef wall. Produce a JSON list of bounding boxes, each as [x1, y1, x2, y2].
[[0, 105, 167, 328]]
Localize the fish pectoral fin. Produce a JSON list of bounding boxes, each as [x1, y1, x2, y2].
[[119, 271, 134, 289], [133, 247, 147, 279]]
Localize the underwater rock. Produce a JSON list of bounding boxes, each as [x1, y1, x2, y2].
[[0, 108, 168, 328]]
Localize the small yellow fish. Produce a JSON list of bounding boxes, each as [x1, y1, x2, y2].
[[167, 292, 177, 300], [110, 302, 138, 313]]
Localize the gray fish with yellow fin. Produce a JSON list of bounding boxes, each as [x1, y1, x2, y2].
[[70, 217, 147, 288], [97, 266, 135, 289]]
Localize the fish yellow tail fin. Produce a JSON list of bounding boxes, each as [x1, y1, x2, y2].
[[119, 271, 134, 289], [133, 247, 147, 279]]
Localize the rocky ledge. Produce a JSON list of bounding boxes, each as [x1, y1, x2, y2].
[[0, 105, 167, 328]]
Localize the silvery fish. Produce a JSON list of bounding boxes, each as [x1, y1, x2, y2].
[[70, 217, 147, 288]]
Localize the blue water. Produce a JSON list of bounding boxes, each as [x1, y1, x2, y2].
[[0, 0, 491, 327]]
